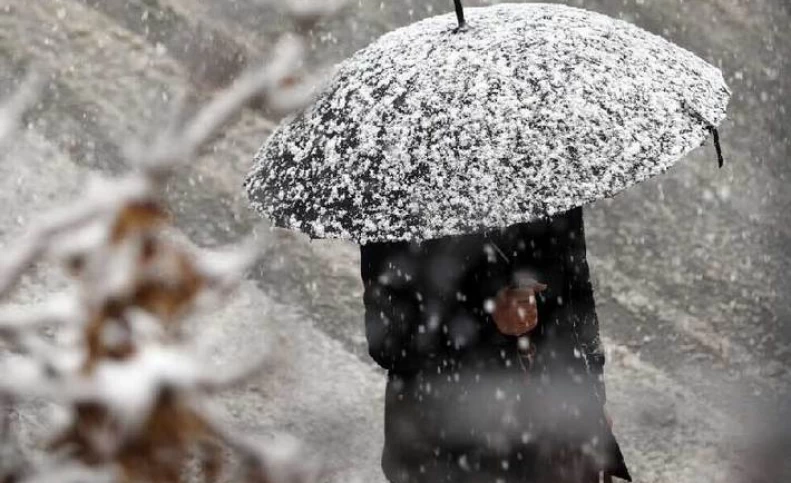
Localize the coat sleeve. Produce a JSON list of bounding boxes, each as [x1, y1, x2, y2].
[[565, 208, 607, 403], [359, 242, 423, 374]]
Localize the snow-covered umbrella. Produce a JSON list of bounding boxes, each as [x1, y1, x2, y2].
[[245, 1, 730, 244]]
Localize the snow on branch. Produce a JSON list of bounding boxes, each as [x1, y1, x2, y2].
[[0, 1, 345, 481]]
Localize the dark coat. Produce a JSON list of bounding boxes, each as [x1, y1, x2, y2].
[[360, 208, 630, 483]]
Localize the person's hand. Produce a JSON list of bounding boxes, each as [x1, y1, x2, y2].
[[491, 283, 547, 336]]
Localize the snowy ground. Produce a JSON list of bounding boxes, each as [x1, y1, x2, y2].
[[0, 0, 789, 482]]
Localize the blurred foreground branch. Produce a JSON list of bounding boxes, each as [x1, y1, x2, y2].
[[0, 1, 345, 482]]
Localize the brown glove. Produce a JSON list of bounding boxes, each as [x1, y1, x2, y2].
[[492, 283, 548, 336]]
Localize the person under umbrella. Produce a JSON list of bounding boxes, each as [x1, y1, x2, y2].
[[361, 206, 628, 482], [245, 2, 730, 482]]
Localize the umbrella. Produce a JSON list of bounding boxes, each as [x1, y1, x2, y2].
[[245, 1, 730, 244]]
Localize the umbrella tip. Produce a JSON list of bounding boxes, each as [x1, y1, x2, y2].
[[453, 0, 467, 32], [712, 127, 725, 168]]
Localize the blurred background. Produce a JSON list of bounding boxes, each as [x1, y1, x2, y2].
[[0, 0, 788, 481]]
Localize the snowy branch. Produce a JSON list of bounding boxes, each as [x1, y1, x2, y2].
[[0, 0, 345, 481]]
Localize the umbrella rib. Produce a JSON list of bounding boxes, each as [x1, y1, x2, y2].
[[712, 127, 725, 169], [680, 99, 726, 168]]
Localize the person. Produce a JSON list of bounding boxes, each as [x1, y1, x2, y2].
[[360, 207, 631, 483]]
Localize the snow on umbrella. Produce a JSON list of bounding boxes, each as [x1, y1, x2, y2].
[[245, 1, 730, 244]]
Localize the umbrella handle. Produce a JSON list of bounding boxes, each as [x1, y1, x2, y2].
[[453, 0, 466, 30]]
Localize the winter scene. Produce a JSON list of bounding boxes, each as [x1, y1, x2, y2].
[[0, 0, 788, 482]]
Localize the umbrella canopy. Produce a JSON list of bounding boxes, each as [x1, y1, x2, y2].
[[245, 2, 730, 244]]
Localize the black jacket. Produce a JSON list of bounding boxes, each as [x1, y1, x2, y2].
[[360, 208, 630, 482]]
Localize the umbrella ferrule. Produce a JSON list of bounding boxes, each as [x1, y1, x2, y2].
[[712, 127, 724, 169], [453, 0, 467, 31]]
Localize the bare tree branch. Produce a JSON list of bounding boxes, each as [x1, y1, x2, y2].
[[0, 297, 84, 336]]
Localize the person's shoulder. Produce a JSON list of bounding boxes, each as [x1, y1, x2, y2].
[[360, 239, 411, 256], [561, 206, 584, 221], [544, 207, 582, 235]]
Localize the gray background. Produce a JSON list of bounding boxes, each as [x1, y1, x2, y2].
[[0, 0, 788, 481]]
